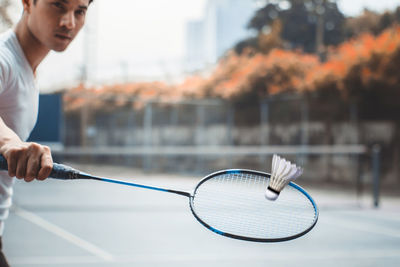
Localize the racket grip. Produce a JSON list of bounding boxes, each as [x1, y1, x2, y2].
[[50, 163, 81, 180], [0, 154, 81, 180]]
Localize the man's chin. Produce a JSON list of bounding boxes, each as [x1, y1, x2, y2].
[[51, 45, 69, 52], [50, 40, 73, 52]]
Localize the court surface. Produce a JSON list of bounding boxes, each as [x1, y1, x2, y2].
[[3, 163, 400, 267]]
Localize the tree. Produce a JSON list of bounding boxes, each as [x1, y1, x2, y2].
[[234, 19, 283, 55], [344, 7, 400, 39], [344, 9, 381, 39], [247, 0, 345, 54]]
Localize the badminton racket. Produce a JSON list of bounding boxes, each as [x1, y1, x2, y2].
[[0, 156, 318, 242]]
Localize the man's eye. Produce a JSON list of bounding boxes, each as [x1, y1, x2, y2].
[[52, 2, 65, 10], [75, 10, 86, 16]]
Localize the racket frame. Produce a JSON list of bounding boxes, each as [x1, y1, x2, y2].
[[188, 169, 319, 242]]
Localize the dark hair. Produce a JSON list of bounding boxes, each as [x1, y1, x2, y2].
[[33, 0, 94, 4]]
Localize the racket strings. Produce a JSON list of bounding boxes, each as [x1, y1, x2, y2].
[[192, 172, 316, 239]]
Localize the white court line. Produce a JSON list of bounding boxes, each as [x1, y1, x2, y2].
[[322, 216, 400, 238], [340, 210, 400, 224], [10, 256, 102, 265], [9, 249, 400, 265], [13, 206, 114, 262]]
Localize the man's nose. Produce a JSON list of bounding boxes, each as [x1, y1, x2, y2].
[[60, 11, 75, 30]]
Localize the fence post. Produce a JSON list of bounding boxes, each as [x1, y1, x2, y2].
[[300, 100, 309, 146], [260, 100, 269, 165], [80, 102, 89, 147], [143, 102, 153, 171], [372, 144, 381, 208], [226, 103, 235, 167], [226, 103, 234, 146], [195, 104, 206, 172], [299, 100, 309, 165], [260, 100, 269, 145]]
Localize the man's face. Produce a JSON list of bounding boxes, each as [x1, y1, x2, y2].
[[26, 0, 90, 52]]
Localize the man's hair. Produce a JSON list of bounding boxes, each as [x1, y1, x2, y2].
[[33, 0, 94, 4]]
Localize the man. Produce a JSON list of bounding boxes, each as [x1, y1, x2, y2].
[[0, 0, 92, 265]]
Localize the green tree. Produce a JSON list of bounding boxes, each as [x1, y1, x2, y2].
[[247, 0, 345, 54]]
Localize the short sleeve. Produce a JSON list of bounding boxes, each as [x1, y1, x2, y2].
[[0, 53, 9, 95], [0, 65, 4, 94]]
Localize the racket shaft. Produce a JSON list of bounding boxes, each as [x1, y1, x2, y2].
[[0, 155, 189, 197]]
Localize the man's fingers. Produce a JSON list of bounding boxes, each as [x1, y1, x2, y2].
[[2, 143, 53, 181], [26, 156, 40, 181], [20, 143, 41, 182], [37, 151, 53, 180], [15, 154, 28, 180], [6, 150, 18, 177]]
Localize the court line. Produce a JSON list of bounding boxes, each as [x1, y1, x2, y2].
[[13, 206, 114, 262], [322, 216, 400, 238], [10, 256, 101, 265], [9, 249, 400, 265], [339, 210, 400, 224]]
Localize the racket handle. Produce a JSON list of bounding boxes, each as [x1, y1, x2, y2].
[[0, 154, 80, 180], [50, 163, 81, 179]]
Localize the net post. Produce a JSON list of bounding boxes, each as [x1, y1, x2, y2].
[[371, 144, 381, 208]]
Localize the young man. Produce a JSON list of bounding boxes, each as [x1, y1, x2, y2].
[[0, 0, 92, 265]]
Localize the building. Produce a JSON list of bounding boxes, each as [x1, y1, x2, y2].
[[185, 0, 258, 72]]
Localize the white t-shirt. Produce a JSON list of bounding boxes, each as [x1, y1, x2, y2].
[[0, 29, 39, 235]]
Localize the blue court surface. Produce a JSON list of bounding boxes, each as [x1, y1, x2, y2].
[[3, 164, 400, 267]]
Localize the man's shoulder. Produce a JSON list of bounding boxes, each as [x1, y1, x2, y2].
[[0, 36, 16, 92], [0, 30, 20, 69], [0, 33, 20, 84], [0, 44, 13, 82], [0, 41, 15, 66]]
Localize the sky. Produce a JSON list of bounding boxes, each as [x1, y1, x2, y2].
[[7, 0, 400, 92]]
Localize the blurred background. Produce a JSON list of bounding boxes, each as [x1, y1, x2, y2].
[[1, 0, 400, 266]]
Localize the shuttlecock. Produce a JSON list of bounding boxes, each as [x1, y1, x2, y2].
[[265, 154, 303, 201]]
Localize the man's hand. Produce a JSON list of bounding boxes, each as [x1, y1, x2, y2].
[[0, 141, 53, 182]]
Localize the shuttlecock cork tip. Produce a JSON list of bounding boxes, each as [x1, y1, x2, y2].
[[265, 187, 279, 201], [265, 154, 303, 201]]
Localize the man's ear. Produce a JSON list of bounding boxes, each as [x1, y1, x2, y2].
[[22, 0, 33, 14]]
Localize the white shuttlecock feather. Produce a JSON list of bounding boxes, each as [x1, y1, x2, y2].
[[265, 154, 303, 201]]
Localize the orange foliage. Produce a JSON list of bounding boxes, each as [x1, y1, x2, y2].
[[64, 81, 173, 112], [303, 25, 400, 95], [64, 25, 400, 112], [196, 49, 318, 99]]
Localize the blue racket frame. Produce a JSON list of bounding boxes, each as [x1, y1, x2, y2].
[[189, 169, 319, 242]]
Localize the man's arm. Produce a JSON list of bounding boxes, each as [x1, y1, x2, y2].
[[0, 116, 52, 181]]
